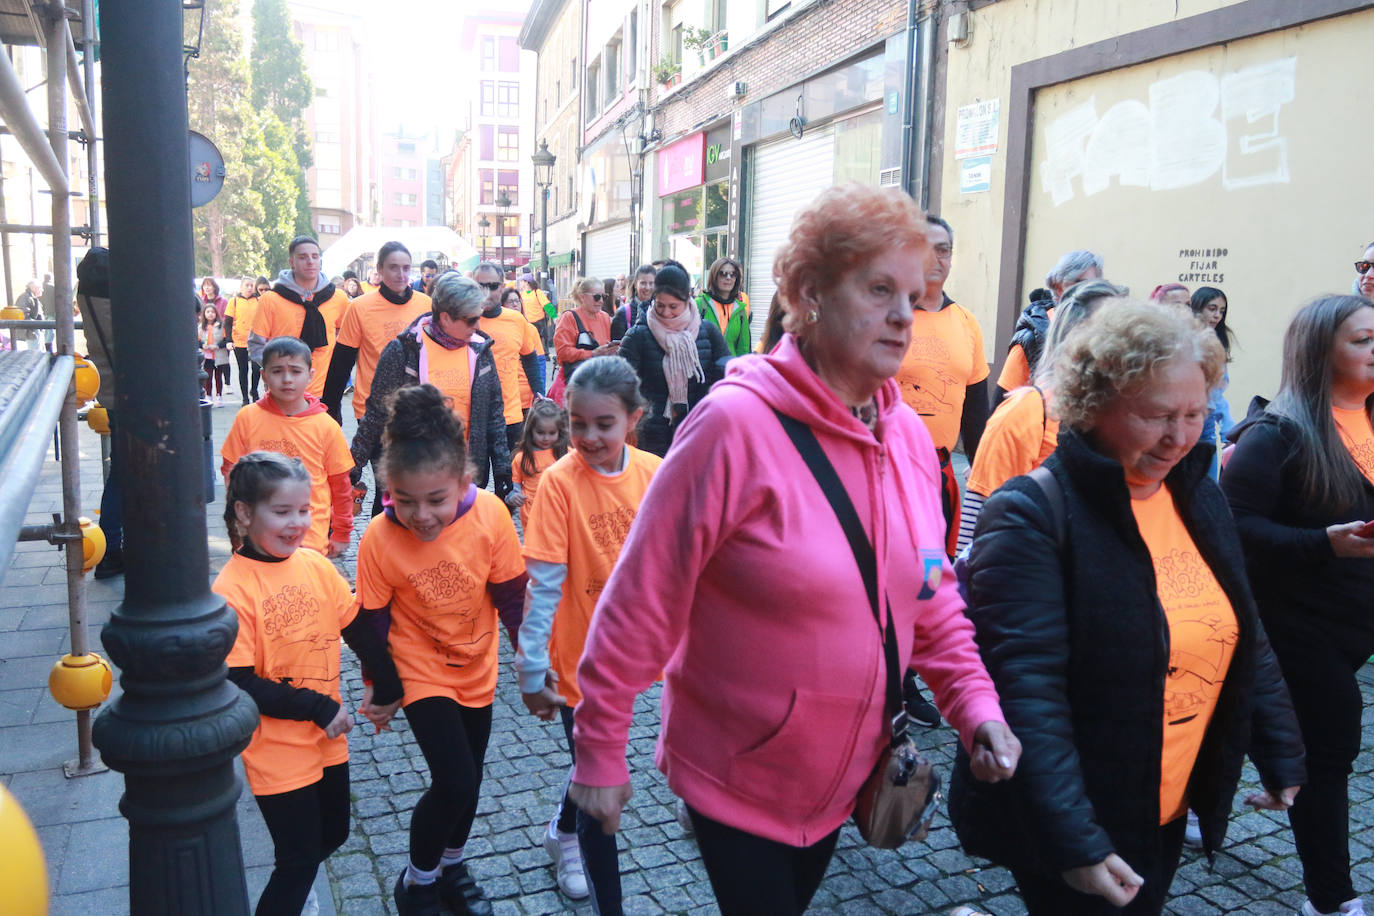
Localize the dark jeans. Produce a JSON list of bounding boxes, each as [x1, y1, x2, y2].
[[559, 706, 623, 915], [203, 358, 223, 396], [253, 762, 350, 916], [686, 804, 840, 915], [234, 347, 260, 401], [404, 697, 493, 871], [1271, 626, 1364, 912], [99, 412, 122, 553], [1010, 817, 1185, 915]]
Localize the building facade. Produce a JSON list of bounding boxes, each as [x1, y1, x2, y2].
[[377, 129, 426, 228]]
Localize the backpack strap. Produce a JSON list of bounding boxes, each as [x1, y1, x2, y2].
[[1027, 464, 1066, 548]]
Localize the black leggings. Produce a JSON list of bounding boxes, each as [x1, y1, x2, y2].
[[404, 697, 493, 871], [234, 347, 260, 400], [253, 762, 350, 916], [686, 804, 840, 915], [1010, 817, 1185, 915], [1270, 628, 1365, 912], [559, 706, 623, 914]]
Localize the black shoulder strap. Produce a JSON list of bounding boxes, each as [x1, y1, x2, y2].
[[773, 408, 906, 738], [571, 310, 588, 336], [1028, 464, 1066, 547]]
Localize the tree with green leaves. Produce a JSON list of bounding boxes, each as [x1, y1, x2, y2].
[[250, 0, 315, 237]]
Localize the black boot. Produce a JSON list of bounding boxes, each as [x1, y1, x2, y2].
[[438, 862, 493, 916], [393, 870, 445, 916]]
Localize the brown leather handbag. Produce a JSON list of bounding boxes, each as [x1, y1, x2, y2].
[[774, 409, 940, 849]]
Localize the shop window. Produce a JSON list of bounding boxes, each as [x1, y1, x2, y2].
[[705, 181, 728, 229], [663, 191, 702, 235], [833, 108, 883, 186]]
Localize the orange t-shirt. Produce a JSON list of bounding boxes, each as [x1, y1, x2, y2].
[[480, 309, 542, 425], [1131, 486, 1238, 824], [522, 289, 550, 325], [1333, 405, 1374, 484], [251, 288, 350, 397], [334, 289, 431, 418], [421, 333, 473, 434], [217, 548, 358, 795], [225, 296, 259, 347], [516, 320, 546, 410], [897, 301, 989, 452], [965, 386, 1059, 497], [355, 489, 524, 706], [554, 309, 611, 372], [521, 447, 662, 706], [512, 447, 561, 530], [221, 403, 354, 553]]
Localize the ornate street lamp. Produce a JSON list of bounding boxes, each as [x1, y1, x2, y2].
[[532, 139, 556, 283], [495, 191, 512, 272], [477, 215, 490, 262]]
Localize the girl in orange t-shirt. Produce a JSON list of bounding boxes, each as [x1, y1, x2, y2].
[[515, 356, 663, 910], [507, 397, 570, 527], [216, 453, 401, 916], [353, 385, 526, 916]]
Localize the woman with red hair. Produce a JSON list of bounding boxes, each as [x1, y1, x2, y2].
[[563, 183, 1019, 914]]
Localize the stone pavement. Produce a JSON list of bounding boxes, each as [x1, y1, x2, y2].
[[4, 386, 1374, 915]]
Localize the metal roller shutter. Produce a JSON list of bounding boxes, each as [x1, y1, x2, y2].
[[583, 223, 633, 286], [745, 127, 835, 346]]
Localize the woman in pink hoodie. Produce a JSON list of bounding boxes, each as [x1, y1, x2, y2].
[[566, 184, 1020, 914]]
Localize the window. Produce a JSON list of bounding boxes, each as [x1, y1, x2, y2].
[[479, 124, 495, 160], [479, 81, 496, 117], [315, 169, 341, 192], [392, 166, 402, 179], [586, 59, 600, 115], [627, 12, 638, 81], [480, 169, 495, 205], [481, 36, 496, 71], [497, 82, 519, 118], [709, 0, 727, 32], [497, 170, 518, 206], [499, 37, 519, 72], [314, 30, 338, 52], [497, 127, 519, 161], [604, 35, 621, 100], [318, 215, 341, 235], [316, 129, 338, 144]]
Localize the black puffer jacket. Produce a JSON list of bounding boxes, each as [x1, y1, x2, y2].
[[1007, 298, 1052, 375], [949, 427, 1305, 877], [1222, 412, 1374, 661], [618, 319, 729, 456]]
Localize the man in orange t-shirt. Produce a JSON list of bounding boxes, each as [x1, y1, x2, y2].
[[248, 236, 350, 398], [477, 264, 544, 453]]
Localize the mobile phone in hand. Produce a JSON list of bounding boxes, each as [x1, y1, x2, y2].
[[1354, 520, 1374, 538]]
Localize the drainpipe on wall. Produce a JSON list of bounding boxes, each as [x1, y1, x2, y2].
[[903, 0, 937, 206]]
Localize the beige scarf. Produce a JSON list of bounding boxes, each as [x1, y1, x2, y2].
[[646, 305, 705, 416]]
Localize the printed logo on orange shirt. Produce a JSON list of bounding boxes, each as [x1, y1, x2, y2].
[[589, 506, 636, 552], [255, 437, 303, 459], [266, 631, 340, 692], [263, 584, 321, 637], [407, 559, 478, 608], [1347, 437, 1374, 478], [1165, 614, 1238, 725], [1153, 547, 1218, 603]]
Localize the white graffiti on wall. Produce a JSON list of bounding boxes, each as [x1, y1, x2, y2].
[[1039, 56, 1297, 205]]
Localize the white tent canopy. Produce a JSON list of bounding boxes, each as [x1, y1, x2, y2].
[[321, 226, 481, 279]]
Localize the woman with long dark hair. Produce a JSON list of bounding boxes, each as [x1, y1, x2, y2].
[[695, 256, 751, 356], [1190, 286, 1235, 479], [1223, 294, 1374, 916]]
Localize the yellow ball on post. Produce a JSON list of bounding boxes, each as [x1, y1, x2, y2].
[[73, 355, 100, 404], [86, 402, 110, 435], [0, 305, 25, 320], [0, 784, 48, 916], [48, 653, 113, 711], [79, 517, 105, 573]]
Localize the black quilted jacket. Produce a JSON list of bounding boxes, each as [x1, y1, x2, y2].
[[949, 427, 1305, 876]]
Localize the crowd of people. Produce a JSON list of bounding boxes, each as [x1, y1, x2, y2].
[[166, 186, 1374, 916]]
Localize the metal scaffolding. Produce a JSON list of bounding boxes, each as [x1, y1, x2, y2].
[[0, 0, 102, 776]]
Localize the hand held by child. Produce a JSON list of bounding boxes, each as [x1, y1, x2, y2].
[[357, 682, 401, 734], [323, 705, 353, 739], [521, 670, 565, 721]]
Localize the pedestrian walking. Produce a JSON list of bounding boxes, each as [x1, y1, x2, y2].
[[618, 262, 728, 456], [506, 396, 570, 529], [216, 452, 401, 916], [225, 277, 262, 405], [1223, 294, 1374, 916], [554, 278, 618, 383], [12, 279, 42, 350], [500, 286, 547, 421], [200, 304, 229, 405], [695, 256, 751, 356], [566, 185, 1016, 916], [249, 236, 351, 398], [473, 261, 545, 460], [611, 265, 656, 341], [993, 249, 1104, 402], [352, 384, 526, 916], [200, 276, 228, 321], [952, 301, 1305, 915], [1190, 286, 1235, 480], [221, 337, 354, 558], [515, 356, 662, 912]]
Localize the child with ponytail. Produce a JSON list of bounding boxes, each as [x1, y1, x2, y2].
[[515, 356, 662, 912], [352, 384, 527, 916], [506, 397, 570, 528], [215, 452, 402, 916]]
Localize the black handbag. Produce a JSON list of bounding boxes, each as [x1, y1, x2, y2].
[[773, 409, 940, 848]]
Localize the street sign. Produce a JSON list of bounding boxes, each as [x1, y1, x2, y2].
[[188, 130, 226, 208]]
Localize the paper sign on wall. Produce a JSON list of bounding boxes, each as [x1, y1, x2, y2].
[[955, 99, 1000, 159], [960, 156, 992, 193]]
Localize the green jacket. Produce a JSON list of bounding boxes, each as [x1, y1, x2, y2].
[[696, 290, 751, 357]]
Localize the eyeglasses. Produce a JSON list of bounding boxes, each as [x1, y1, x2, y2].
[[1356, 261, 1374, 275], [718, 270, 737, 278], [478, 281, 502, 290], [933, 244, 954, 260], [589, 293, 605, 302]]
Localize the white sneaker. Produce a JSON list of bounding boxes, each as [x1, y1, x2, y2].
[[675, 798, 694, 835], [301, 886, 319, 916], [543, 820, 588, 900], [1184, 810, 1203, 848], [214, 395, 222, 407], [1302, 898, 1367, 916]]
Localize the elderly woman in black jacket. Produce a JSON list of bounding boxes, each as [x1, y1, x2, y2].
[[618, 262, 729, 456], [1223, 294, 1374, 916], [951, 301, 1305, 915], [350, 272, 511, 503]]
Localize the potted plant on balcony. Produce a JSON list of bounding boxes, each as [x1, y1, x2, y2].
[[706, 30, 728, 59], [653, 59, 682, 88], [682, 26, 714, 66]]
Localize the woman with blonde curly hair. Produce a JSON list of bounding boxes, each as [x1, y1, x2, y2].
[[951, 300, 1305, 915], [564, 183, 1018, 914]]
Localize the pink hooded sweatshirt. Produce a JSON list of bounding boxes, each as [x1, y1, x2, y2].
[[572, 334, 1006, 846]]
